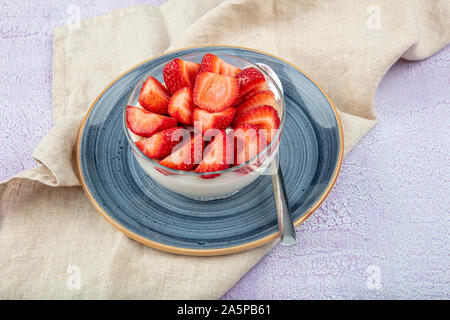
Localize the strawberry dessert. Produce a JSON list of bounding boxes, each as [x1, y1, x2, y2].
[[125, 53, 283, 200]]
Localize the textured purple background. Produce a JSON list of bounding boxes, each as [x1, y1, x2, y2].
[[1, 1, 449, 299]]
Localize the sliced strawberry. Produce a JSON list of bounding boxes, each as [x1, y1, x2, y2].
[[235, 67, 269, 100], [233, 105, 280, 143], [233, 125, 267, 165], [135, 127, 185, 159], [195, 130, 233, 178], [236, 90, 276, 116], [193, 71, 239, 112], [236, 67, 265, 87], [163, 58, 201, 95], [138, 76, 171, 114], [192, 107, 236, 133], [247, 82, 269, 98], [159, 133, 204, 171], [168, 87, 194, 125], [126, 106, 178, 138], [200, 53, 242, 77]]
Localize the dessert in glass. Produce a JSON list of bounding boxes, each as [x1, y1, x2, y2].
[[123, 52, 285, 200]]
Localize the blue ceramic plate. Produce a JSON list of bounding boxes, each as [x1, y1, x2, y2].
[[77, 46, 343, 256]]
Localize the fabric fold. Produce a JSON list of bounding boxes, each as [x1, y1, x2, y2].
[[402, 0, 450, 60]]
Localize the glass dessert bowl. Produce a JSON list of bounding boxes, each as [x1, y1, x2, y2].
[[123, 52, 285, 200]]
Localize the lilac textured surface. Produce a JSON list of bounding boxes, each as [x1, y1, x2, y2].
[[0, 1, 449, 299]]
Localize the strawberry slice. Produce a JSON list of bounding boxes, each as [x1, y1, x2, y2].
[[159, 133, 204, 171], [233, 125, 267, 165], [126, 106, 178, 138], [195, 130, 233, 178], [168, 87, 195, 125], [200, 53, 242, 77], [236, 90, 276, 116], [163, 58, 201, 95], [135, 127, 185, 160], [233, 105, 280, 143], [235, 67, 269, 100], [138, 76, 171, 114], [192, 107, 236, 133], [193, 71, 239, 113]]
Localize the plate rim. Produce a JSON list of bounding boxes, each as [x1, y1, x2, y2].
[[76, 45, 344, 256]]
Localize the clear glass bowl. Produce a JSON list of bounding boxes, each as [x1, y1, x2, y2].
[[123, 52, 285, 200]]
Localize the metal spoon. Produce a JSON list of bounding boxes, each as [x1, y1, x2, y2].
[[256, 63, 297, 246]]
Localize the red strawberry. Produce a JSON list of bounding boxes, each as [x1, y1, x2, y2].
[[195, 130, 233, 178], [168, 87, 194, 125], [233, 105, 280, 143], [163, 58, 200, 95], [200, 53, 241, 77], [159, 133, 204, 171], [193, 71, 239, 112], [126, 106, 178, 137], [193, 107, 236, 133], [138, 76, 171, 114], [235, 67, 269, 100], [233, 125, 267, 165], [236, 90, 276, 116], [135, 127, 185, 159]]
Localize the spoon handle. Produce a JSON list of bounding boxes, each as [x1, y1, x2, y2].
[[271, 153, 297, 245]]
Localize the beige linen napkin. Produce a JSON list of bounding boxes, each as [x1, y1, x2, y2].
[[1, 0, 449, 299]]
